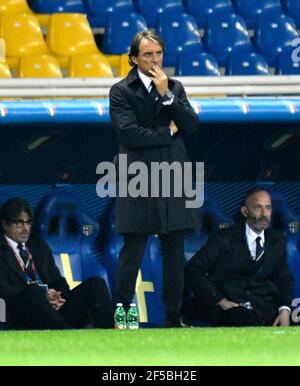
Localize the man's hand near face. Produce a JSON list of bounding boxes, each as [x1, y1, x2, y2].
[[148, 64, 168, 97]]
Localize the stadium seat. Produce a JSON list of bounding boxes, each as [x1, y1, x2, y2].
[[226, 52, 270, 75], [276, 46, 300, 75], [0, 13, 49, 69], [116, 53, 132, 77], [36, 190, 111, 292], [268, 189, 300, 299], [175, 51, 221, 76], [0, 61, 11, 78], [203, 13, 253, 67], [135, 0, 184, 28], [101, 11, 147, 68], [28, 0, 87, 13], [253, 14, 298, 67], [282, 0, 300, 29], [157, 12, 203, 67], [85, 0, 135, 29], [233, 0, 283, 29], [184, 0, 234, 29], [17, 54, 63, 78], [46, 13, 100, 68], [69, 54, 113, 77], [0, 0, 32, 14]]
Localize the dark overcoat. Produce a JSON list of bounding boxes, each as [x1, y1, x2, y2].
[[109, 66, 200, 234], [185, 223, 293, 323]]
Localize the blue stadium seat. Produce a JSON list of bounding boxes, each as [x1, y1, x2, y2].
[[282, 0, 300, 28], [233, 0, 283, 29], [276, 46, 300, 75], [268, 189, 300, 299], [253, 14, 298, 67], [226, 52, 270, 75], [135, 0, 184, 28], [176, 51, 221, 76], [101, 12, 147, 55], [85, 0, 135, 29], [184, 0, 234, 28], [28, 0, 87, 13], [103, 205, 165, 326], [203, 13, 253, 67], [157, 12, 203, 67], [36, 190, 110, 293]]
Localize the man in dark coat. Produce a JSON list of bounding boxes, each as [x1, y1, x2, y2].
[[109, 30, 200, 327], [0, 197, 113, 329], [185, 188, 293, 327]]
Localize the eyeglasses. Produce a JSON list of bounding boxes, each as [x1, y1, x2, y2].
[[6, 218, 33, 228]]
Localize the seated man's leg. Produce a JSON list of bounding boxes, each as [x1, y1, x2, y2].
[[9, 284, 69, 330], [60, 277, 114, 328], [214, 306, 262, 327]]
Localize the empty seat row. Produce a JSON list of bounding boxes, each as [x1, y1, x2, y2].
[[176, 50, 300, 76]]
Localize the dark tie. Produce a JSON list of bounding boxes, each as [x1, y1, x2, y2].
[[255, 236, 264, 262], [17, 243, 36, 280], [149, 81, 158, 100]]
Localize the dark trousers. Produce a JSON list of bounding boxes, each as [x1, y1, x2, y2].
[[183, 295, 265, 327], [8, 277, 114, 330], [116, 231, 185, 325]]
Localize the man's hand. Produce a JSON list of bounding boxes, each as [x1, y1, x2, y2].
[[217, 298, 240, 311], [47, 288, 66, 311], [169, 121, 179, 135], [273, 309, 290, 327], [148, 64, 168, 97]]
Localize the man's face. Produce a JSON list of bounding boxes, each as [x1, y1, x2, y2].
[[2, 211, 32, 244], [241, 191, 272, 233], [131, 38, 164, 75]]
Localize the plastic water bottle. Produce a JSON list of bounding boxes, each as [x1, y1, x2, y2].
[[127, 303, 139, 329], [114, 303, 126, 330]]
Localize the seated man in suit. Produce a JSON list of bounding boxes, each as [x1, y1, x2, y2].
[[0, 197, 114, 329], [184, 188, 293, 327]]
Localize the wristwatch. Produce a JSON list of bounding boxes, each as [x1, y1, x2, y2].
[[162, 88, 174, 102]]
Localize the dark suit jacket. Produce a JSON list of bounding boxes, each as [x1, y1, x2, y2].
[[0, 235, 69, 306], [109, 66, 200, 234], [185, 223, 293, 322]]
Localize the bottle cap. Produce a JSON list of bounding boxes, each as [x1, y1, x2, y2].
[[130, 303, 136, 307], [116, 303, 123, 307]]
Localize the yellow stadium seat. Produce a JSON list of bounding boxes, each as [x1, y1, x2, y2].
[[46, 13, 100, 68], [0, 61, 11, 77], [0, 0, 32, 14], [69, 54, 113, 77], [117, 54, 132, 77], [0, 13, 49, 69], [17, 54, 63, 78]]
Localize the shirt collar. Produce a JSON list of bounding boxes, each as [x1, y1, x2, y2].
[[245, 223, 265, 245], [137, 69, 152, 91]]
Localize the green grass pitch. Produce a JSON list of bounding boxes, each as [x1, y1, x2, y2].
[[0, 327, 300, 366]]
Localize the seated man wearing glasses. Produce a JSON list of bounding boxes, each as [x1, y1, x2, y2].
[[0, 197, 114, 329]]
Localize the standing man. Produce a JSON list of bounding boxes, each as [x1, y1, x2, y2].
[[0, 197, 114, 329], [109, 30, 200, 327], [185, 189, 293, 327]]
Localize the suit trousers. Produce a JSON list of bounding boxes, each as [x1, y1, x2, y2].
[[116, 231, 185, 325], [8, 277, 113, 329]]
